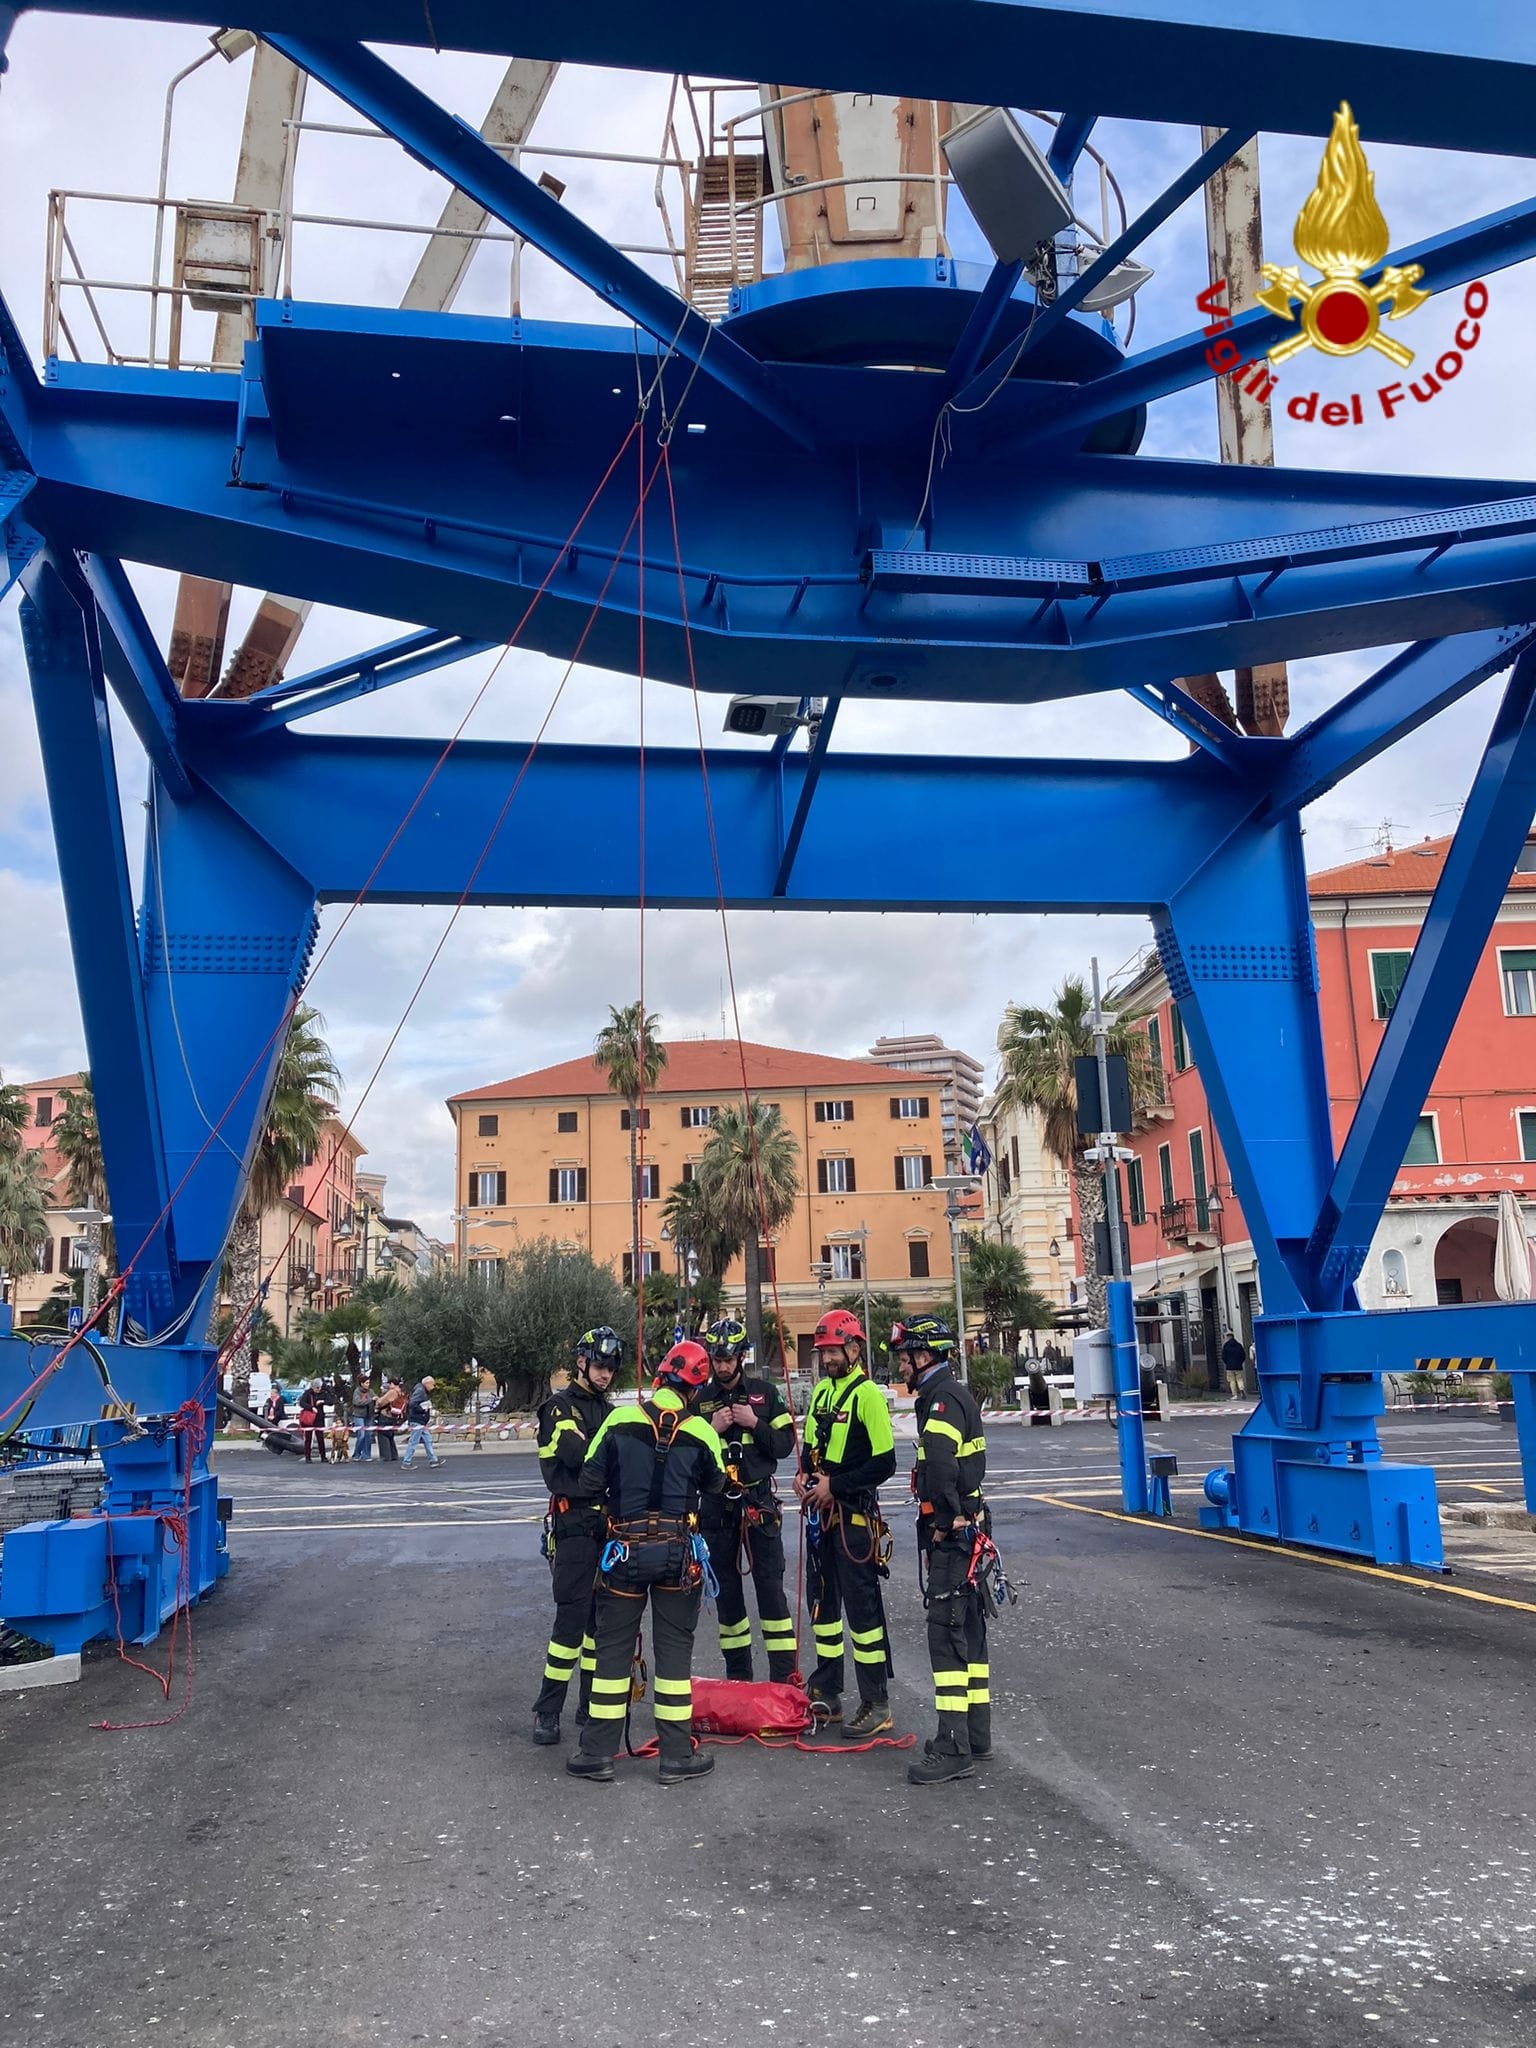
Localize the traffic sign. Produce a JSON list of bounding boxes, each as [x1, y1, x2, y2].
[[68, 1305, 83, 1331]]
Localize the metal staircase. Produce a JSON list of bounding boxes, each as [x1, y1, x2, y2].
[[686, 151, 766, 317]]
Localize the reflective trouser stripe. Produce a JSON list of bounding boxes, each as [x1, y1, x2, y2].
[[761, 1617, 796, 1643], [853, 1647, 887, 1664], [544, 1638, 580, 1682], [934, 1666, 969, 1713], [653, 1702, 693, 1721], [653, 1676, 692, 1694], [968, 1661, 989, 1704], [718, 1618, 753, 1648], [586, 1699, 628, 1720], [580, 1634, 597, 1674], [590, 1675, 630, 1694], [653, 1675, 692, 1723], [850, 1622, 886, 1665]]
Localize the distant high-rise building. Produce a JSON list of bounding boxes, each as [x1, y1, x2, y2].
[[864, 1034, 984, 1168]]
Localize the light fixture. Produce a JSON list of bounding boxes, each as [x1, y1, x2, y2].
[[210, 27, 258, 60], [723, 695, 806, 738], [537, 170, 567, 203], [1048, 1237, 1061, 1259], [1077, 259, 1155, 313], [1207, 1189, 1224, 1216], [940, 107, 1071, 265]]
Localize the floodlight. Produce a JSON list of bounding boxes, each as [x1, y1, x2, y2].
[[724, 696, 805, 738], [211, 28, 258, 60], [1077, 259, 1155, 313], [941, 107, 1071, 264]]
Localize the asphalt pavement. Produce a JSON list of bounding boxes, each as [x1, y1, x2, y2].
[[3, 1412, 1535, 2047]]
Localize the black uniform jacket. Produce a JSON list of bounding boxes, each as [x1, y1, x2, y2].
[[695, 1372, 795, 1495]]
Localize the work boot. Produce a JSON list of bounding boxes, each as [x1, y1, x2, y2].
[[565, 1753, 614, 1784], [841, 1696, 893, 1741], [908, 1736, 974, 1786], [806, 1691, 842, 1725], [658, 1750, 716, 1786], [531, 1712, 561, 1747]]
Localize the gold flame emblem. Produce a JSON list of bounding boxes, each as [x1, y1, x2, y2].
[[1257, 103, 1429, 366]]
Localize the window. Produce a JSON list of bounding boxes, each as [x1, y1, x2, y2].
[[1520, 1110, 1536, 1162], [38, 1236, 54, 1274], [822, 1242, 863, 1281], [1370, 950, 1411, 1020], [557, 1110, 578, 1134], [681, 1161, 696, 1185], [1170, 1004, 1191, 1072], [681, 1105, 717, 1128], [1501, 948, 1536, 1016], [622, 1250, 661, 1285], [1188, 1129, 1209, 1230], [34, 1095, 52, 1127], [759, 1243, 778, 1283], [814, 1100, 854, 1124], [1126, 1156, 1147, 1226], [635, 1163, 660, 1200], [1158, 1143, 1175, 1210], [548, 1166, 588, 1204], [997, 1156, 1012, 1197], [468, 1170, 506, 1207], [817, 1156, 856, 1194], [889, 1096, 930, 1120], [1517, 843, 1536, 874], [895, 1153, 932, 1191], [477, 1113, 499, 1137], [1146, 1015, 1163, 1077], [1010, 1134, 1021, 1175], [470, 1257, 505, 1285], [1403, 1114, 1439, 1166], [619, 1107, 651, 1131], [908, 1238, 931, 1280]]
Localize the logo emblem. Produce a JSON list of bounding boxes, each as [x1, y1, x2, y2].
[[1257, 102, 1429, 367]]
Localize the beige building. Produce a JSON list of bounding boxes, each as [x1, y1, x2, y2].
[[447, 1039, 953, 1363], [865, 1033, 985, 1170], [977, 1091, 1075, 1315]]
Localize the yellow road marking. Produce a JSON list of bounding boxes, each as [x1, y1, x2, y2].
[[1027, 1494, 1536, 1617]]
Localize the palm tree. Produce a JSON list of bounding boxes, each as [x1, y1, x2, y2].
[[226, 1004, 340, 1411], [659, 1173, 739, 1326], [0, 1147, 50, 1304], [0, 1074, 29, 1153], [695, 1099, 800, 1370], [54, 1074, 115, 1275], [996, 976, 1151, 1324], [593, 1003, 668, 1307], [962, 1236, 1054, 1354]]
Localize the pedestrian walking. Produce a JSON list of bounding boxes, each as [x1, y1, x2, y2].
[[298, 1383, 327, 1464], [696, 1318, 797, 1682], [351, 1372, 376, 1460], [401, 1376, 442, 1468], [795, 1308, 897, 1739], [565, 1340, 725, 1786], [375, 1376, 403, 1462], [1221, 1331, 1247, 1399], [261, 1382, 287, 1429], [531, 1327, 623, 1745], [891, 1316, 991, 1785]]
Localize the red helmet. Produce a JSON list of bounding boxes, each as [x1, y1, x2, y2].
[[812, 1308, 866, 1350], [653, 1339, 711, 1395]]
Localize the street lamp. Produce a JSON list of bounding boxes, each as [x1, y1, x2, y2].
[[810, 1257, 832, 1307], [1207, 1185, 1233, 1359], [827, 1224, 872, 1364], [930, 1176, 981, 1385]]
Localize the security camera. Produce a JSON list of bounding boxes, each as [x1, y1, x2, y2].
[[724, 696, 806, 738], [941, 107, 1071, 265]]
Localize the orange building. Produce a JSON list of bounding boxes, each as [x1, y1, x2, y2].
[[447, 1039, 952, 1364]]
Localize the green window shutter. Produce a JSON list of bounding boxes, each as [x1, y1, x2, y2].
[[1403, 1115, 1439, 1166], [1370, 951, 1411, 1018], [1520, 1112, 1536, 1163]]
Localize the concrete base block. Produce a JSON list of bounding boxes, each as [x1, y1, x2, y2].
[[0, 1650, 82, 1692]]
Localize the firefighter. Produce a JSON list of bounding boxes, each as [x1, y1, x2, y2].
[[794, 1307, 897, 1739], [696, 1317, 798, 1682], [566, 1340, 725, 1786], [890, 1315, 990, 1785], [531, 1326, 623, 1746]]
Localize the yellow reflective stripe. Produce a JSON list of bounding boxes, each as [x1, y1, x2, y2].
[[586, 1701, 628, 1720], [542, 1663, 574, 1682], [849, 1625, 884, 1645], [545, 1639, 581, 1659], [580, 1653, 596, 1673], [931, 1668, 968, 1684], [967, 1688, 991, 1705], [590, 1675, 631, 1695], [960, 1437, 985, 1458], [760, 1617, 795, 1636], [653, 1676, 692, 1696], [653, 1702, 694, 1721], [967, 1662, 988, 1677], [923, 1417, 963, 1445], [852, 1646, 888, 1663]]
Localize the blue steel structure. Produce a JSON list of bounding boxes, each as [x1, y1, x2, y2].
[[4, 3, 1536, 1646]]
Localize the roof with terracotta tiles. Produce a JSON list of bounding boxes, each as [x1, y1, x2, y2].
[[448, 1039, 928, 1105], [1307, 834, 1536, 898]]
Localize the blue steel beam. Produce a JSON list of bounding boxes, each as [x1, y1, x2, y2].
[[71, 552, 191, 798], [255, 628, 468, 702], [256, 634, 498, 726], [1261, 626, 1536, 817], [25, 6, 1536, 158], [953, 126, 1256, 409], [772, 697, 840, 897], [1046, 115, 1098, 182], [1306, 650, 1536, 1307], [261, 35, 816, 451], [184, 731, 1255, 914], [1015, 191, 1536, 451], [18, 557, 177, 1328], [1123, 680, 1260, 773]]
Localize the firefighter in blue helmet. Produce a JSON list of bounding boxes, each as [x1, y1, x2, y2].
[[890, 1315, 990, 1784], [696, 1318, 798, 1682], [566, 1341, 726, 1786], [531, 1326, 623, 1745]]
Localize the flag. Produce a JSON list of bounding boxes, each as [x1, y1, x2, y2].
[[965, 1124, 993, 1175]]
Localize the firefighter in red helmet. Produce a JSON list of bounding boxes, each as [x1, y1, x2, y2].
[[565, 1340, 725, 1785], [794, 1308, 897, 1738]]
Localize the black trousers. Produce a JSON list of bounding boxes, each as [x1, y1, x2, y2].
[[923, 1533, 990, 1756], [578, 1572, 703, 1763], [703, 1505, 797, 1682], [805, 1502, 889, 1706], [533, 1530, 601, 1719], [376, 1426, 399, 1463]]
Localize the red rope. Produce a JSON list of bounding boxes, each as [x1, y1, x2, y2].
[[634, 417, 649, 1387], [92, 1398, 206, 1731]]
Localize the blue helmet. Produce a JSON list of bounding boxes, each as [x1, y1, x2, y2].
[[889, 1315, 954, 1359], [704, 1318, 749, 1363], [576, 1326, 625, 1371]]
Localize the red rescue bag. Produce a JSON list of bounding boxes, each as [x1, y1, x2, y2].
[[691, 1678, 813, 1737]]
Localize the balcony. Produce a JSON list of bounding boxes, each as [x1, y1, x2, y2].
[[1159, 1198, 1212, 1245], [1135, 1065, 1175, 1127]]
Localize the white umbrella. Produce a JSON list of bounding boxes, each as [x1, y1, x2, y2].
[[1494, 1189, 1535, 1302]]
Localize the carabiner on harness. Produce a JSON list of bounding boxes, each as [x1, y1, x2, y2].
[[691, 1531, 720, 1601], [600, 1537, 630, 1573]]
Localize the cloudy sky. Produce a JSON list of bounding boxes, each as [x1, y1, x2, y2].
[[1, 18, 1531, 1237]]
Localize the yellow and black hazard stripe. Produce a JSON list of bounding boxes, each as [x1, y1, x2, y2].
[[1414, 1357, 1495, 1373]]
